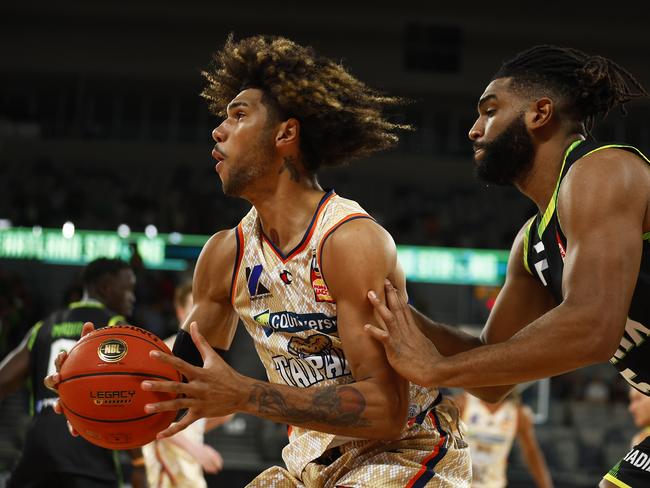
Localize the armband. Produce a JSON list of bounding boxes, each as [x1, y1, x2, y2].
[[172, 329, 203, 367]]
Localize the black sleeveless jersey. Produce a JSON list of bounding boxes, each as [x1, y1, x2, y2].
[[10, 301, 125, 483], [523, 140, 650, 396]]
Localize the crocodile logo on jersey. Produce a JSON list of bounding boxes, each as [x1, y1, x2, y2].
[[288, 334, 333, 358], [271, 333, 351, 387], [310, 249, 334, 303], [245, 264, 272, 300], [97, 339, 127, 362], [253, 310, 337, 337]]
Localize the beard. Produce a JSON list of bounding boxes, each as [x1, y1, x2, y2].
[[221, 132, 275, 197], [473, 114, 535, 186]]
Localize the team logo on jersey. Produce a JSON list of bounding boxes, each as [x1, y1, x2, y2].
[[253, 309, 337, 337], [271, 333, 351, 387], [279, 269, 293, 285], [97, 339, 127, 362], [310, 250, 334, 303], [245, 264, 272, 300]]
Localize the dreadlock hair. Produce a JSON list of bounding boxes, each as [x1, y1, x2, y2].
[[492, 45, 648, 136], [201, 34, 410, 172], [82, 258, 131, 290]]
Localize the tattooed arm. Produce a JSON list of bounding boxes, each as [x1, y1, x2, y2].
[[143, 219, 408, 440], [243, 219, 409, 438]]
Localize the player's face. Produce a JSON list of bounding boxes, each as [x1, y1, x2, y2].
[[468, 78, 534, 186], [104, 268, 136, 317], [211, 88, 277, 197], [628, 388, 650, 428]]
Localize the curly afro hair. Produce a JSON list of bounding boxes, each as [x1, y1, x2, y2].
[[201, 34, 410, 172]]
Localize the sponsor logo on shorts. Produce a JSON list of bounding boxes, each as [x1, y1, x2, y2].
[[97, 339, 127, 362]]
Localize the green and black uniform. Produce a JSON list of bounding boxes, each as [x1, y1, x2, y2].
[[523, 139, 650, 487], [8, 301, 125, 488]]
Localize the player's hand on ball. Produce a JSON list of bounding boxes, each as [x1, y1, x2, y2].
[[43, 321, 96, 435], [142, 322, 245, 439], [364, 280, 441, 387]]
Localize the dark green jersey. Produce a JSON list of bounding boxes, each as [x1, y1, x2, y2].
[[9, 301, 124, 484], [523, 140, 650, 396]]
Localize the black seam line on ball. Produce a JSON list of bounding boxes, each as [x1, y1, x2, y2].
[[61, 402, 160, 423], [60, 371, 177, 383]]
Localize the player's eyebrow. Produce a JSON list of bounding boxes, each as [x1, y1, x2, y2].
[[477, 94, 497, 111], [226, 101, 250, 112]]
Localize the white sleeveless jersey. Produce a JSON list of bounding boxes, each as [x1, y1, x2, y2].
[[231, 190, 439, 477], [462, 395, 518, 488]]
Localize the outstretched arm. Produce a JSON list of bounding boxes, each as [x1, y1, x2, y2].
[[407, 149, 647, 388], [365, 220, 556, 398], [144, 219, 410, 440]]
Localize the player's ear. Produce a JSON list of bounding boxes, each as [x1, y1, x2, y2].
[[527, 97, 553, 130], [276, 118, 300, 148]]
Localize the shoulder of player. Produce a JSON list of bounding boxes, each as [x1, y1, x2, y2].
[[194, 228, 238, 299], [561, 146, 647, 198], [321, 217, 396, 261], [197, 228, 238, 267], [320, 218, 396, 285]]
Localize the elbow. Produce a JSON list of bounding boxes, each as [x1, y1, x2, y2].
[[588, 316, 624, 364]]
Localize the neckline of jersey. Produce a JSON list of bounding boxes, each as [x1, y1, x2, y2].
[[260, 189, 336, 263]]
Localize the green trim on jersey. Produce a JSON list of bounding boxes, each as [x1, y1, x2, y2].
[[522, 217, 535, 276], [108, 315, 125, 326], [553, 142, 650, 233], [69, 301, 105, 310], [537, 139, 584, 238], [27, 321, 43, 352], [604, 472, 631, 488]]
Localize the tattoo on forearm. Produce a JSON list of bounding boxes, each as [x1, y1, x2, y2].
[[248, 383, 370, 428], [278, 156, 301, 182]]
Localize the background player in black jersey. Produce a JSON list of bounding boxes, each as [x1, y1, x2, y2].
[[362, 45, 650, 487], [0, 258, 144, 488]]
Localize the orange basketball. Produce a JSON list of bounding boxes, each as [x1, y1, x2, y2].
[[58, 324, 182, 449]]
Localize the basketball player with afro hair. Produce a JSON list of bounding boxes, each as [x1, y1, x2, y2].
[[48, 35, 478, 486]]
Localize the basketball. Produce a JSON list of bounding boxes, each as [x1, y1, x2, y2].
[[58, 324, 182, 449]]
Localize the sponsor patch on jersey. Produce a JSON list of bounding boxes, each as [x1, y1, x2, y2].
[[280, 269, 293, 285], [310, 249, 334, 302], [253, 309, 337, 337], [245, 264, 272, 300]]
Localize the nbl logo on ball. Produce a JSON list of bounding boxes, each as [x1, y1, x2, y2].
[[97, 339, 128, 362]]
